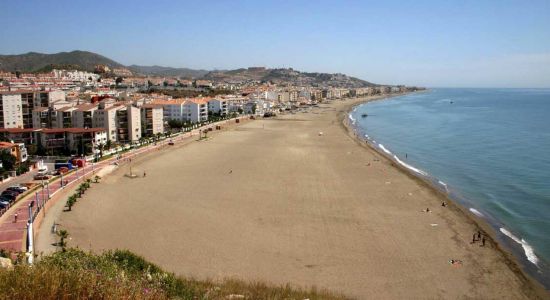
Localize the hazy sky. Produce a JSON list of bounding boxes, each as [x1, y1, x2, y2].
[[1, 0, 549, 88]]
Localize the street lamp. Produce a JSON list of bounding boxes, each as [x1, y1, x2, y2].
[[28, 200, 35, 223]]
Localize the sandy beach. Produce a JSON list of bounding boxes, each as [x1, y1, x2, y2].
[[43, 96, 546, 299]]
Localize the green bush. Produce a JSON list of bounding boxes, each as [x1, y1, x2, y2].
[[0, 249, 349, 300]]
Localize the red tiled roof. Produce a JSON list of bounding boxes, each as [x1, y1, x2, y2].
[[0, 128, 38, 133]]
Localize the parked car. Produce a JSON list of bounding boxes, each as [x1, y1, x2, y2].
[[0, 196, 15, 203], [0, 195, 14, 203], [9, 185, 27, 191], [6, 187, 25, 193], [2, 190, 20, 197], [0, 193, 16, 201], [34, 174, 50, 180], [55, 167, 69, 175], [0, 202, 9, 209], [168, 140, 174, 145]]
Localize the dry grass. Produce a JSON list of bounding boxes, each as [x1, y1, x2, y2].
[[0, 249, 350, 300]]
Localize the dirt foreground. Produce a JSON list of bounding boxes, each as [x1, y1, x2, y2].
[[49, 96, 546, 299]]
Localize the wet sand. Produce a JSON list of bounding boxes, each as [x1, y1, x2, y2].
[[53, 96, 546, 299]]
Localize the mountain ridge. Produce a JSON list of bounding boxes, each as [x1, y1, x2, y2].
[[0, 50, 379, 87]]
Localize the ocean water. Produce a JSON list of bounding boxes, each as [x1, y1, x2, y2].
[[350, 88, 550, 285]]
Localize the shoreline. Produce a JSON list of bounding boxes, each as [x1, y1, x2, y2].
[[341, 93, 549, 295], [52, 96, 548, 299]]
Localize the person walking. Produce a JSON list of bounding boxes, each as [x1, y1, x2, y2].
[[481, 236, 486, 247], [14, 213, 18, 223]]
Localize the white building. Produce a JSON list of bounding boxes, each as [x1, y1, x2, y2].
[[0, 92, 24, 128], [153, 98, 208, 124], [207, 99, 228, 116]]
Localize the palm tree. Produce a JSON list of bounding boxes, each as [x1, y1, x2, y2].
[[57, 230, 69, 252], [66, 195, 76, 211], [94, 175, 101, 183]]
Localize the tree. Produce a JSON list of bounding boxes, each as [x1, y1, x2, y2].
[[0, 151, 16, 171], [115, 77, 123, 86], [66, 195, 76, 211], [167, 119, 184, 129], [94, 175, 101, 183], [57, 230, 69, 252]]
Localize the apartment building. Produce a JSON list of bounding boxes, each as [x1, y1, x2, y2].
[[94, 105, 118, 142], [140, 104, 164, 137], [207, 99, 228, 116], [188, 99, 208, 123], [0, 92, 24, 128], [31, 107, 51, 128], [153, 98, 208, 124], [39, 128, 107, 155], [93, 104, 141, 143], [56, 106, 77, 128], [0, 90, 66, 129], [0, 128, 36, 146], [116, 105, 141, 143], [72, 103, 98, 128]]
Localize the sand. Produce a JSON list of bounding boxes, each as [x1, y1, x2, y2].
[[48, 96, 547, 299]]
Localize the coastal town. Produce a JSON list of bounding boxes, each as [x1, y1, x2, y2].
[[0, 65, 420, 169]]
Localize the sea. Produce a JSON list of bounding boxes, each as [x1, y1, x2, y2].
[[349, 88, 550, 287]]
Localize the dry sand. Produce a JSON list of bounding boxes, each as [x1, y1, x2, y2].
[[52, 96, 546, 299]]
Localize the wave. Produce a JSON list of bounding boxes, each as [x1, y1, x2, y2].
[[348, 114, 356, 124], [500, 227, 540, 266], [469, 208, 484, 217], [393, 155, 428, 176], [438, 180, 447, 187], [378, 144, 392, 155]]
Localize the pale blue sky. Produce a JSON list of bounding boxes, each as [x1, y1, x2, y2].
[[1, 0, 549, 87]]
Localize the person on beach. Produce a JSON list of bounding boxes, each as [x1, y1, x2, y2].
[[442, 202, 446, 207], [143, 171, 146, 177], [14, 213, 17, 223], [477, 231, 482, 240], [472, 233, 477, 243], [481, 237, 486, 247]]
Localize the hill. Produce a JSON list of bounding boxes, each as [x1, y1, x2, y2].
[[0, 50, 125, 72], [0, 50, 379, 87], [0, 249, 348, 299], [128, 65, 209, 78], [203, 67, 377, 88]]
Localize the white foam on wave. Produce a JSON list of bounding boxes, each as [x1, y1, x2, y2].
[[500, 227, 540, 266], [378, 144, 392, 155], [469, 208, 484, 217], [348, 114, 356, 124], [438, 180, 447, 187], [393, 155, 428, 176]]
